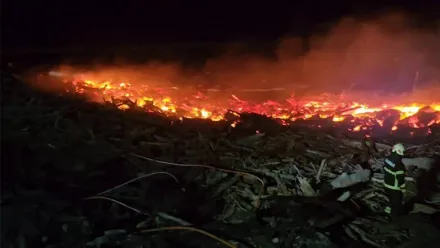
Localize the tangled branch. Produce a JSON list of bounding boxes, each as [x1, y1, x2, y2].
[[130, 153, 265, 208]]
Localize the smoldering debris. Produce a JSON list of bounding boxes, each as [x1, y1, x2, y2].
[[2, 72, 440, 248]]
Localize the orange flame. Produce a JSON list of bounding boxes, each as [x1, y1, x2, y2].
[[53, 74, 440, 133]]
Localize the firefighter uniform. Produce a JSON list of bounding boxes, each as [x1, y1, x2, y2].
[[383, 150, 406, 219]]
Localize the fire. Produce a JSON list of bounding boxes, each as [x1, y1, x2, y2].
[[48, 72, 440, 133]]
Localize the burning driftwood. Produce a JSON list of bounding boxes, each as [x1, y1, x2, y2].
[[2, 73, 440, 248]]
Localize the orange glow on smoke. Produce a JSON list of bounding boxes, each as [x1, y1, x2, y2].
[[38, 12, 440, 137]]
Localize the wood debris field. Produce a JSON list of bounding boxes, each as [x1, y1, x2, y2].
[[2, 72, 440, 248]]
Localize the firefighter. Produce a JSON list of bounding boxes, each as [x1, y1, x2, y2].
[[383, 143, 406, 219]]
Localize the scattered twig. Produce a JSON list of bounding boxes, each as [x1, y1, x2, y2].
[[83, 196, 148, 215], [348, 224, 381, 247], [213, 175, 241, 198], [156, 212, 192, 226], [315, 159, 327, 183], [138, 226, 237, 248], [97, 171, 179, 196]]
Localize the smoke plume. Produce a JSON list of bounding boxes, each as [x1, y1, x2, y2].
[[49, 12, 440, 101]]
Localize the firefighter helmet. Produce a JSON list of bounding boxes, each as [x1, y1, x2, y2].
[[392, 143, 405, 156]]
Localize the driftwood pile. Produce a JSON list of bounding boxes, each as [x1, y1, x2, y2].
[[2, 72, 440, 248]]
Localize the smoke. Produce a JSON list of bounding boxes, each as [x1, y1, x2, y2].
[[201, 13, 440, 93], [49, 12, 440, 100]]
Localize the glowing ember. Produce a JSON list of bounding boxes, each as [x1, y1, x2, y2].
[[48, 72, 440, 133]]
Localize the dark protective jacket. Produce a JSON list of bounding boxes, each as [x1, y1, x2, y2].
[[383, 152, 406, 192]]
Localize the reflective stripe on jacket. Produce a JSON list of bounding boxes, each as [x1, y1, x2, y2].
[[383, 153, 406, 192]]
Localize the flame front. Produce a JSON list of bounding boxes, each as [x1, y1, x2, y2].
[[55, 74, 440, 133]]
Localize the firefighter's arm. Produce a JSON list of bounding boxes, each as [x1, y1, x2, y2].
[[397, 175, 406, 192], [397, 164, 406, 193]]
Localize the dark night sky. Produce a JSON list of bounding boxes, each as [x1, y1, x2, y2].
[[3, 0, 440, 49]]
